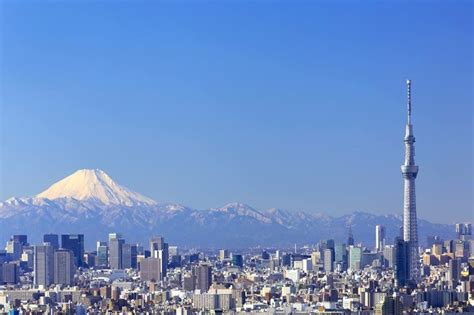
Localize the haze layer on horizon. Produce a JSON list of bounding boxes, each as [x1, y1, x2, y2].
[[0, 1, 472, 223]]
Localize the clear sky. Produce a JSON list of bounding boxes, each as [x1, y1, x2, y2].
[[0, 1, 472, 223]]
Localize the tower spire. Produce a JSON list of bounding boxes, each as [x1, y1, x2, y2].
[[406, 79, 412, 124]]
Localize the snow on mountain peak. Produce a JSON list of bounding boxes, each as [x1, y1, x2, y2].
[[36, 169, 157, 206]]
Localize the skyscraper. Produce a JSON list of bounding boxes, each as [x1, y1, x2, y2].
[[349, 246, 362, 271], [150, 236, 168, 277], [140, 257, 161, 282], [375, 225, 386, 252], [334, 243, 348, 271], [196, 263, 212, 292], [121, 243, 132, 269], [54, 249, 76, 286], [219, 249, 229, 261], [347, 225, 354, 246], [5, 239, 22, 261], [34, 243, 54, 287], [61, 234, 84, 268], [323, 248, 334, 273], [401, 80, 419, 283], [43, 234, 59, 250], [394, 237, 409, 287], [12, 235, 27, 247], [109, 234, 124, 270], [96, 241, 108, 267]]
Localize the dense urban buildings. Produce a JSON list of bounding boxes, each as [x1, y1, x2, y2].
[[0, 227, 472, 314]]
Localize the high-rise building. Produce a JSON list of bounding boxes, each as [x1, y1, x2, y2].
[[375, 225, 386, 252], [447, 258, 461, 285], [349, 246, 362, 271], [375, 294, 402, 315], [109, 234, 124, 270], [150, 236, 168, 277], [196, 264, 212, 292], [43, 234, 59, 250], [183, 273, 196, 291], [455, 240, 468, 261], [383, 245, 396, 268], [401, 79, 419, 283], [169, 246, 179, 257], [5, 239, 22, 261], [456, 223, 472, 241], [54, 249, 76, 286], [219, 249, 229, 261], [121, 244, 132, 269], [12, 235, 27, 247], [347, 225, 355, 246], [334, 244, 347, 271], [140, 257, 161, 282], [61, 234, 84, 267], [96, 242, 108, 267], [34, 243, 54, 287], [231, 254, 243, 268], [323, 248, 334, 273], [0, 262, 19, 284], [130, 244, 139, 269], [394, 237, 409, 287]]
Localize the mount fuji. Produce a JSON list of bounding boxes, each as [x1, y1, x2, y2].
[[0, 169, 453, 249]]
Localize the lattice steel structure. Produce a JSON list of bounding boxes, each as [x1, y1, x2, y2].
[[401, 79, 419, 282]]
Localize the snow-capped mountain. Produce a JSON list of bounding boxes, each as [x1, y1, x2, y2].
[[0, 169, 454, 248], [36, 169, 156, 206]]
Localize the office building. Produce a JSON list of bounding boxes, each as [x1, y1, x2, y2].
[[347, 225, 355, 246], [150, 236, 168, 277], [5, 239, 22, 261], [61, 234, 84, 267], [169, 246, 178, 257], [109, 234, 124, 270], [375, 225, 386, 252], [34, 243, 54, 287], [349, 246, 362, 271], [43, 234, 59, 250], [395, 238, 409, 287], [324, 248, 334, 273], [334, 243, 347, 271], [196, 264, 212, 292], [219, 249, 229, 261], [0, 262, 19, 284], [12, 235, 27, 247], [131, 244, 139, 269], [54, 249, 76, 286], [383, 245, 396, 268], [140, 257, 161, 282], [96, 242, 108, 267], [231, 254, 243, 268], [447, 258, 461, 285], [122, 243, 132, 269]]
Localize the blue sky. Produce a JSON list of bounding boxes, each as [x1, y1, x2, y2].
[[1, 1, 472, 223]]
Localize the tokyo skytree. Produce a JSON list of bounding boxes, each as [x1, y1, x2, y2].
[[401, 79, 419, 282]]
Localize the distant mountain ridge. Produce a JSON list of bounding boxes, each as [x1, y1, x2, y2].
[[0, 169, 454, 249]]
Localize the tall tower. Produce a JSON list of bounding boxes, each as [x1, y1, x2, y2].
[[375, 224, 386, 252], [401, 79, 419, 282]]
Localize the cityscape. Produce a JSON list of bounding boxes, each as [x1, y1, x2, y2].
[[1, 1, 472, 314], [0, 82, 472, 314]]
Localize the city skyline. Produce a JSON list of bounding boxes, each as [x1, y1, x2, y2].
[[1, 2, 472, 223], [0, 1, 472, 313]]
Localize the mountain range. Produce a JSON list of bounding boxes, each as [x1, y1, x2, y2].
[[0, 169, 454, 249]]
